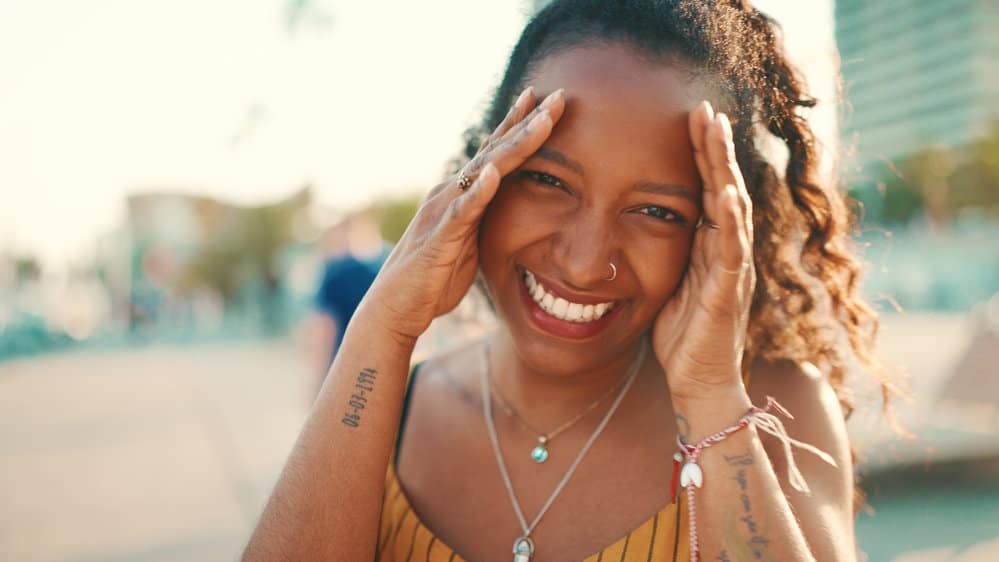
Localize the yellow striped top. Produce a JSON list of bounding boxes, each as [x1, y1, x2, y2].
[[375, 461, 689, 561]]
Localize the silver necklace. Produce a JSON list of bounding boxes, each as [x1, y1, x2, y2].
[[481, 344, 646, 562], [488, 364, 629, 463]]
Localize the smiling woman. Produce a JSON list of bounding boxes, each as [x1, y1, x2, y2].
[[242, 1, 886, 561]]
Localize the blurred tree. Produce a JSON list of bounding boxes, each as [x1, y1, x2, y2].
[[859, 154, 929, 225], [858, 119, 999, 225], [176, 189, 312, 332], [371, 197, 421, 244], [950, 119, 999, 214], [14, 256, 41, 284]]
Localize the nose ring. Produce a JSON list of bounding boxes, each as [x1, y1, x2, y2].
[[605, 262, 617, 282]]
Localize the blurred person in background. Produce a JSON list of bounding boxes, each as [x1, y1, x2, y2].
[[246, 1, 891, 560], [305, 210, 390, 400]]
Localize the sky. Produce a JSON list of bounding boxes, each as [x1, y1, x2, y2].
[[0, 0, 834, 271]]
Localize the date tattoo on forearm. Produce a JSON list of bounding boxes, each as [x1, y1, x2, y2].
[[341, 367, 377, 428]]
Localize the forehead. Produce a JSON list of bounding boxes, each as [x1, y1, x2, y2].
[[525, 43, 699, 187], [529, 43, 696, 107]]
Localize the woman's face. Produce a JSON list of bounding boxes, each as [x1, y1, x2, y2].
[[479, 43, 703, 374]]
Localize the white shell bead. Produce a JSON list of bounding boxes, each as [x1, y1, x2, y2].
[[680, 461, 704, 488]]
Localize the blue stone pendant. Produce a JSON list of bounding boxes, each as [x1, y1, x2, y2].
[[530, 436, 549, 463]]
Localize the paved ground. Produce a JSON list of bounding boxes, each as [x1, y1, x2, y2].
[[0, 313, 996, 562], [0, 341, 310, 562]]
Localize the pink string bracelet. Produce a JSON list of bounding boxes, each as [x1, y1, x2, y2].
[[670, 396, 838, 562]]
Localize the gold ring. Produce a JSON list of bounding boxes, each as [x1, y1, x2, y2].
[[696, 216, 720, 230], [457, 171, 473, 190], [718, 262, 750, 275]]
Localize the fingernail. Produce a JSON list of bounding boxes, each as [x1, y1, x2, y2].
[[702, 100, 714, 119], [515, 87, 533, 110], [540, 88, 564, 109], [717, 112, 733, 141]]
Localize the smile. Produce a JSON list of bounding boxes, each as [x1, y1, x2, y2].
[[523, 269, 616, 323]]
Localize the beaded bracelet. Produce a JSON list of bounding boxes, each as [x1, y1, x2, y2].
[[669, 396, 838, 562]]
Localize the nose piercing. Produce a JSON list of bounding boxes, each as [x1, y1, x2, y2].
[[605, 262, 617, 282]]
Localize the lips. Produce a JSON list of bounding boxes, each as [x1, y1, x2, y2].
[[518, 268, 621, 339]]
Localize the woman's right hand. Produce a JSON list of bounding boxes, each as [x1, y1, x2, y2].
[[364, 87, 566, 347]]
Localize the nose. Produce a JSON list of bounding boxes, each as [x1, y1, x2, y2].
[[549, 210, 617, 289]]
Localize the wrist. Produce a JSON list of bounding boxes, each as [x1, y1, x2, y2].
[[344, 300, 420, 357], [671, 383, 753, 444]]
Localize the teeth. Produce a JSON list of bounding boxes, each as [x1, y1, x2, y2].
[[542, 293, 554, 309], [566, 302, 583, 321], [522, 270, 615, 323], [552, 297, 569, 317]]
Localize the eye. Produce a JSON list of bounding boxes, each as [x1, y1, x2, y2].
[[635, 205, 689, 224], [521, 171, 569, 192]]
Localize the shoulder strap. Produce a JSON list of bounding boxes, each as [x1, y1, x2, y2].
[[393, 362, 423, 462]]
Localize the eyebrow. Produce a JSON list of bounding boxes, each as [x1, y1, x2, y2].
[[634, 181, 700, 204], [535, 147, 699, 204], [534, 147, 584, 176]]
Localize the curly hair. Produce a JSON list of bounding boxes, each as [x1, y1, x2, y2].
[[458, 0, 897, 435]]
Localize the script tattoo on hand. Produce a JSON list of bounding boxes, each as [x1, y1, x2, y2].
[[341, 367, 377, 428], [723, 452, 773, 560]]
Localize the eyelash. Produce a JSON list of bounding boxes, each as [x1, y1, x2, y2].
[[522, 171, 568, 191], [637, 205, 688, 224], [522, 170, 688, 225]]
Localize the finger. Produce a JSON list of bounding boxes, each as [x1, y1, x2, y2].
[[445, 162, 501, 228], [704, 112, 744, 196], [710, 185, 750, 296], [424, 178, 453, 201], [702, 113, 754, 244], [463, 88, 542, 180], [714, 113, 754, 243], [485, 87, 535, 147], [689, 99, 715, 195], [482, 89, 566, 177], [690, 101, 724, 231]]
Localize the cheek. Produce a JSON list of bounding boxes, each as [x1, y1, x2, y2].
[[625, 233, 694, 307], [479, 181, 562, 264]]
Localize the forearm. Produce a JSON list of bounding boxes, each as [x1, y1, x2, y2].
[[243, 303, 415, 561], [674, 388, 814, 562]]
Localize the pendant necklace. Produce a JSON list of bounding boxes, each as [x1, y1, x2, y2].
[[489, 363, 630, 463], [481, 344, 646, 562]]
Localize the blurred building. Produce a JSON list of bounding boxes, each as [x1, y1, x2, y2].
[[836, 0, 999, 173], [122, 189, 314, 336]]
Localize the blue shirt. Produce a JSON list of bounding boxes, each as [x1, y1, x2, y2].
[[314, 249, 388, 355]]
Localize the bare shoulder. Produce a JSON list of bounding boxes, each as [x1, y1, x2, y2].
[[747, 358, 855, 512], [395, 339, 495, 532], [748, 358, 847, 431], [411, 338, 487, 409], [398, 338, 487, 466]]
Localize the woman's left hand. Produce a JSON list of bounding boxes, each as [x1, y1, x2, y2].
[[651, 101, 756, 403]]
